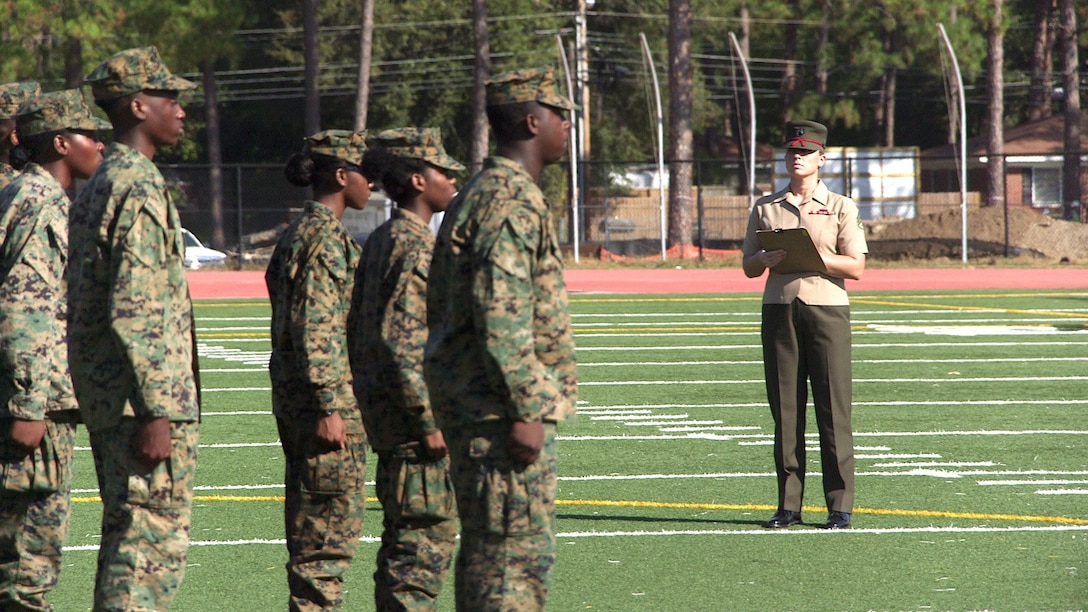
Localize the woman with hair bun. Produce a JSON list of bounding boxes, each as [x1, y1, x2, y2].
[[265, 129, 373, 610]]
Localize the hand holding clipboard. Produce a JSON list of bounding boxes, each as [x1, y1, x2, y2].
[[756, 228, 827, 274]]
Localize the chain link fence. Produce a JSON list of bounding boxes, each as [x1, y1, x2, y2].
[[163, 151, 1087, 268]]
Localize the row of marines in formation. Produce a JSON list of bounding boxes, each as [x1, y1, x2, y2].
[[0, 46, 578, 611]]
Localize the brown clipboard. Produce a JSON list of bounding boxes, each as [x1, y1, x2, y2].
[[756, 228, 827, 274]]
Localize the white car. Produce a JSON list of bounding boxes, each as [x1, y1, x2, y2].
[[182, 228, 228, 270]]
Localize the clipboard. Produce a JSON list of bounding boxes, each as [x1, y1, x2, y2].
[[756, 228, 827, 274]]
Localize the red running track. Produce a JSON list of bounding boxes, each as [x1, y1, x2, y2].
[[188, 267, 1087, 300]]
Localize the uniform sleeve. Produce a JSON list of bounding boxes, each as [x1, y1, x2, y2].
[[0, 207, 65, 420], [386, 243, 436, 435], [292, 240, 354, 414], [110, 186, 190, 419], [474, 205, 562, 422], [836, 198, 869, 256], [741, 203, 766, 257]]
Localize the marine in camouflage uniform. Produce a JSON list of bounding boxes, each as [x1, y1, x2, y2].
[[349, 127, 463, 611], [0, 82, 42, 191], [0, 88, 108, 611], [67, 47, 201, 610], [424, 68, 578, 611], [266, 130, 369, 611]]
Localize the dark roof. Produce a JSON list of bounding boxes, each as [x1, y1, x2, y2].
[[921, 114, 1088, 158]]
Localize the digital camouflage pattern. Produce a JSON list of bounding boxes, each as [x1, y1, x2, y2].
[[373, 449, 457, 611], [89, 420, 197, 610], [0, 166, 17, 193], [85, 47, 195, 102], [16, 89, 110, 137], [0, 82, 41, 119], [351, 208, 440, 451], [275, 414, 366, 611], [446, 422, 558, 610], [0, 418, 76, 611], [424, 155, 578, 428], [265, 199, 366, 610], [0, 164, 79, 422], [424, 154, 576, 610], [266, 200, 362, 421], [68, 142, 200, 431], [67, 141, 200, 610], [349, 206, 457, 610], [302, 130, 367, 165], [484, 67, 577, 111], [370, 127, 465, 173], [0, 162, 79, 610]]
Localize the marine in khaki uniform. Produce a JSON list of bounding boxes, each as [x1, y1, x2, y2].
[[67, 47, 202, 610], [0, 82, 42, 191], [0, 88, 107, 611], [266, 130, 370, 611], [424, 67, 578, 611], [741, 120, 868, 530], [349, 127, 463, 610]]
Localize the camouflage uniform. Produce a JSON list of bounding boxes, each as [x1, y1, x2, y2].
[[0, 82, 42, 192], [349, 127, 464, 611], [0, 164, 79, 611], [266, 130, 367, 612], [0, 166, 16, 193], [424, 68, 578, 611], [68, 47, 201, 611], [0, 89, 109, 611]]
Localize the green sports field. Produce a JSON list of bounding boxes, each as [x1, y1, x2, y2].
[[52, 289, 1087, 610]]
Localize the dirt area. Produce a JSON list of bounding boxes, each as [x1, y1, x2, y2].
[[865, 206, 1088, 263]]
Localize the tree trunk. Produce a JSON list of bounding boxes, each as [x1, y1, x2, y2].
[[667, 0, 693, 252], [985, 0, 1005, 210], [63, 37, 83, 89], [1027, 0, 1055, 121], [815, 2, 830, 95], [1057, 0, 1081, 221], [883, 67, 896, 146], [780, 0, 799, 122], [202, 59, 227, 251], [353, 0, 374, 131], [302, 0, 320, 136], [470, 0, 491, 172]]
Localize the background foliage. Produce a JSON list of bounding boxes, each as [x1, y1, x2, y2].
[[2, 1, 1085, 165]]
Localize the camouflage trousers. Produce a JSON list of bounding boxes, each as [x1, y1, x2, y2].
[[0, 416, 76, 611], [446, 421, 558, 612], [373, 445, 457, 611], [276, 415, 367, 611], [89, 419, 199, 612]]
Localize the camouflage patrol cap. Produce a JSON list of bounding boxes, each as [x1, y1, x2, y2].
[[17, 89, 112, 137], [783, 120, 827, 152], [0, 82, 42, 120], [86, 46, 197, 102], [486, 67, 578, 111], [303, 129, 368, 165], [372, 127, 465, 173]]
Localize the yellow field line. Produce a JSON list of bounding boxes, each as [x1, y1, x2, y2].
[[69, 495, 1088, 525], [853, 297, 1088, 320]]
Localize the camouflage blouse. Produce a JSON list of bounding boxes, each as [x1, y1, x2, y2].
[[68, 143, 200, 432], [349, 207, 437, 451], [266, 200, 362, 421], [0, 164, 78, 420], [424, 156, 577, 429]]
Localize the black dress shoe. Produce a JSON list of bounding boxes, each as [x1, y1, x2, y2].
[[762, 510, 802, 529], [822, 511, 851, 529]]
